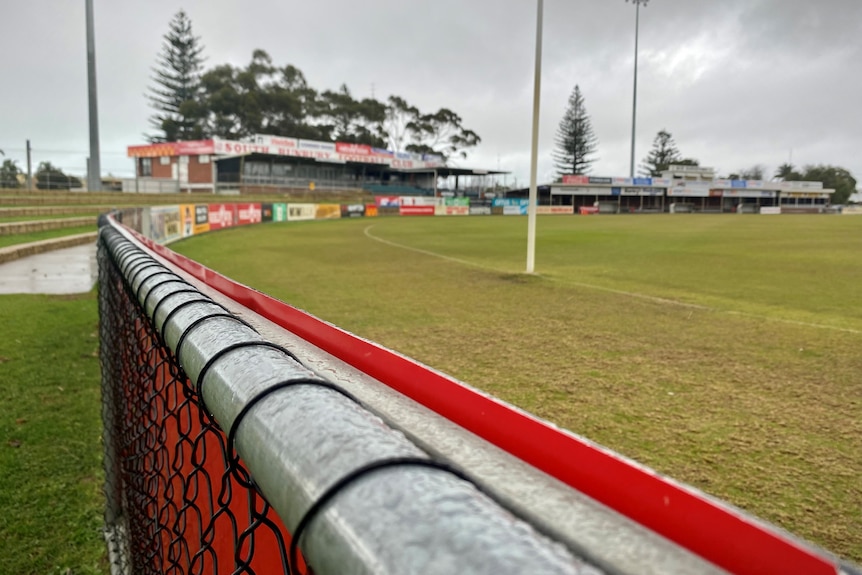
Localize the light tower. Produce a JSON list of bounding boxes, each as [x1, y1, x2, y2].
[[626, 0, 648, 178]]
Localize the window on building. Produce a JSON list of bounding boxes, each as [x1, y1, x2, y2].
[[160, 156, 170, 166], [199, 155, 210, 164], [141, 158, 152, 177]]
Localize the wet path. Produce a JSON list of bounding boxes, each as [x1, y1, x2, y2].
[[0, 243, 98, 294]]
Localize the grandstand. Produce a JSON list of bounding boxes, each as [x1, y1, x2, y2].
[[125, 134, 507, 198]]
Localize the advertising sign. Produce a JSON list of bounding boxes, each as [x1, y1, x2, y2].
[[253, 134, 299, 149], [438, 205, 469, 216], [272, 203, 287, 222], [179, 204, 195, 237], [668, 181, 711, 197], [149, 205, 182, 244], [444, 197, 469, 207], [261, 203, 274, 222], [287, 204, 316, 221], [503, 205, 528, 215], [298, 140, 336, 152], [237, 203, 262, 225], [562, 175, 589, 185], [400, 196, 437, 206], [469, 206, 492, 215], [193, 204, 210, 234], [127, 139, 215, 158], [579, 206, 600, 215], [400, 205, 435, 216], [335, 142, 371, 156], [315, 204, 342, 219], [731, 180, 747, 188], [760, 207, 782, 215], [612, 177, 632, 186], [632, 177, 653, 186], [551, 186, 613, 196], [364, 204, 378, 217], [341, 204, 366, 218], [537, 206, 575, 215], [208, 203, 237, 230], [375, 196, 401, 207], [492, 198, 530, 207], [723, 190, 776, 198], [588, 176, 613, 185]]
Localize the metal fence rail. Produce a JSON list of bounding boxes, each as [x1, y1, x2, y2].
[[97, 218, 600, 575]]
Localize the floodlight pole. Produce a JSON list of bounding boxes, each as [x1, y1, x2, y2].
[[86, 0, 102, 191], [526, 0, 543, 274], [627, 0, 647, 178]]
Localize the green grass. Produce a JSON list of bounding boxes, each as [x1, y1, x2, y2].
[[0, 225, 96, 249], [0, 214, 99, 224], [172, 215, 862, 562], [0, 292, 106, 575]]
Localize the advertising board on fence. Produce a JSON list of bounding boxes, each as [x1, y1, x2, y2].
[[365, 204, 378, 217], [375, 196, 401, 208], [341, 204, 366, 218], [760, 206, 782, 215], [193, 205, 210, 234], [537, 206, 575, 215], [272, 203, 287, 222], [287, 203, 316, 221], [117, 207, 145, 233], [208, 203, 237, 230], [469, 206, 491, 215], [150, 206, 182, 244], [261, 203, 274, 222], [316, 204, 342, 219], [237, 203, 262, 225], [179, 204, 195, 237], [503, 205, 528, 215], [400, 205, 435, 216], [436, 197, 469, 216]]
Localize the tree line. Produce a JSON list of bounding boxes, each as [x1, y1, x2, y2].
[[552, 85, 857, 204], [148, 11, 480, 162]]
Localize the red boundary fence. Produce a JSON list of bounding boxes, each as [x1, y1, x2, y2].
[[122, 222, 848, 575]]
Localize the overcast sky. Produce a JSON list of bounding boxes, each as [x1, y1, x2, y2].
[[1, 0, 860, 186]]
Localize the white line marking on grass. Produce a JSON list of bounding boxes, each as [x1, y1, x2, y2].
[[363, 224, 861, 334]]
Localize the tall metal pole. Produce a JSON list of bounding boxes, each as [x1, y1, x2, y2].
[[627, 0, 647, 178], [526, 0, 543, 274], [86, 0, 102, 191]]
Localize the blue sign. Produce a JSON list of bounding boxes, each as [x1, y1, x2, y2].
[[632, 177, 652, 186], [731, 180, 747, 188], [611, 187, 621, 196]]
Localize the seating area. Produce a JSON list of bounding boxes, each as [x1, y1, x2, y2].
[[363, 183, 434, 196]]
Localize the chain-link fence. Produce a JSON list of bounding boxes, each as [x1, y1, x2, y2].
[[97, 217, 605, 575]]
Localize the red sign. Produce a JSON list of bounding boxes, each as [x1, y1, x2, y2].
[[335, 142, 371, 155], [375, 196, 401, 207], [208, 203, 237, 229], [563, 175, 589, 185], [127, 140, 214, 158], [237, 203, 262, 225], [579, 206, 599, 215], [399, 205, 435, 216]]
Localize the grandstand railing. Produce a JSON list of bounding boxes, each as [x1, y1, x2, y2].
[[97, 214, 859, 575]]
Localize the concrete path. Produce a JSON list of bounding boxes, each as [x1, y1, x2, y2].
[[0, 243, 98, 294]]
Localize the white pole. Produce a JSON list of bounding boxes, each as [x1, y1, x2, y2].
[[526, 0, 543, 274], [629, 1, 640, 178]]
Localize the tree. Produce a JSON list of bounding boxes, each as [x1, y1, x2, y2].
[[552, 85, 599, 176], [728, 164, 764, 180], [405, 108, 480, 163], [148, 10, 206, 142], [35, 162, 82, 190], [641, 130, 682, 176], [382, 95, 420, 153], [0, 159, 22, 188], [774, 163, 802, 181], [316, 84, 387, 147], [801, 165, 856, 205]]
